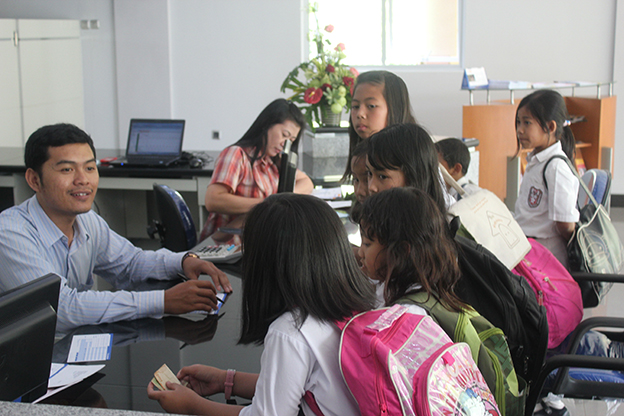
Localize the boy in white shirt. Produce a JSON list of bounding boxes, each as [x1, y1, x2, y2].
[[435, 138, 481, 200]]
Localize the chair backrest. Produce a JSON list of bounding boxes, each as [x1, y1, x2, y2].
[[277, 140, 298, 193], [153, 184, 197, 252], [577, 169, 612, 210]]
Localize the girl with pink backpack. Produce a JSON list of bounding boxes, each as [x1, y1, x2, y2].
[[148, 193, 376, 416]]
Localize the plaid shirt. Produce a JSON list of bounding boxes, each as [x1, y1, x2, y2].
[[200, 146, 279, 240]]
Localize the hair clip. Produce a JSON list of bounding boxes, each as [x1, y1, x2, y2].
[[563, 120, 571, 127]]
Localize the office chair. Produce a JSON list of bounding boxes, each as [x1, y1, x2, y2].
[[277, 140, 298, 193], [148, 184, 197, 252], [577, 168, 611, 212], [524, 168, 624, 414]]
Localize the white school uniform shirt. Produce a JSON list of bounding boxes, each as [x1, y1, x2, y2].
[[373, 281, 428, 316], [239, 311, 359, 416], [438, 166, 457, 208], [514, 141, 579, 239]]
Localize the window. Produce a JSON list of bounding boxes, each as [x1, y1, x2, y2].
[[309, 0, 460, 66]]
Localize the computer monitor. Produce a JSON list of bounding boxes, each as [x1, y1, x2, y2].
[[277, 140, 298, 193], [0, 273, 61, 402]]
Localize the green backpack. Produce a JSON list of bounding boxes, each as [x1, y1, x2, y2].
[[397, 292, 526, 416]]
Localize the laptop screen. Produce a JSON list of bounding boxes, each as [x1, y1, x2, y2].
[[126, 119, 185, 157]]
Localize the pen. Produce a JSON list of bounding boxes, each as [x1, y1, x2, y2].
[[177, 273, 224, 304]]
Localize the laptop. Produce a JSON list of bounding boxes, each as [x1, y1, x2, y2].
[[110, 119, 185, 167]]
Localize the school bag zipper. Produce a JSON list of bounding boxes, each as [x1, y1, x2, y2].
[[370, 313, 409, 415]]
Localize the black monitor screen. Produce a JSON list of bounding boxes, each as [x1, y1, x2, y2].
[[0, 273, 60, 402]]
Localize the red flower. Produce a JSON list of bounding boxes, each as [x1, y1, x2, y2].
[[324, 24, 334, 33], [321, 83, 332, 91], [326, 64, 335, 73], [304, 87, 323, 104], [343, 76, 355, 95], [334, 43, 345, 52]]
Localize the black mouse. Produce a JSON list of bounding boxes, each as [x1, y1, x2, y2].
[[189, 157, 203, 168]]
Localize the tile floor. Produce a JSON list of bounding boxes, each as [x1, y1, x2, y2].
[[557, 207, 624, 415]]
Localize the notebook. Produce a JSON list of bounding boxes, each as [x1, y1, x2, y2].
[[110, 119, 185, 167]]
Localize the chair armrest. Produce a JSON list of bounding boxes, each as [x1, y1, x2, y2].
[[526, 354, 624, 416], [566, 317, 624, 355], [571, 271, 624, 284]]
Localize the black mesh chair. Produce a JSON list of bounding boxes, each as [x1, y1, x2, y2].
[[148, 184, 197, 252]]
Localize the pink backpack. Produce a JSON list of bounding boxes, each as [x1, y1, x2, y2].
[[337, 305, 501, 416], [512, 238, 583, 349]]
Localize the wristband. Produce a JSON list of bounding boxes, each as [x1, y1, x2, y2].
[[181, 252, 199, 269], [224, 369, 236, 400]]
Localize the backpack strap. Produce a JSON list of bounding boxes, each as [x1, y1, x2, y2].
[[303, 391, 325, 416], [396, 292, 464, 345], [542, 154, 599, 208]]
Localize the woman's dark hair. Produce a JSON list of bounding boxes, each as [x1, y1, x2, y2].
[[515, 89, 576, 162], [367, 123, 447, 215], [235, 98, 306, 165], [359, 187, 465, 311], [344, 70, 417, 179], [239, 193, 376, 345], [25, 123, 96, 177]]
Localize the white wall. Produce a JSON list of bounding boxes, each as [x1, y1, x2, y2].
[[614, 0, 624, 194], [168, 0, 303, 148], [114, 0, 172, 147], [1, 0, 622, 192]]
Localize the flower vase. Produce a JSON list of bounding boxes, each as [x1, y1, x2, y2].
[[320, 105, 342, 127]]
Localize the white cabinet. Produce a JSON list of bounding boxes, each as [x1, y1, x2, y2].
[[0, 20, 22, 147], [0, 19, 84, 147]]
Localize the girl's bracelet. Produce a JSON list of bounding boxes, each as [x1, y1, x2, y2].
[[224, 369, 236, 400]]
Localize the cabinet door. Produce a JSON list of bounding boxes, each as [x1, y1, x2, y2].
[[17, 19, 84, 140], [0, 20, 23, 147]]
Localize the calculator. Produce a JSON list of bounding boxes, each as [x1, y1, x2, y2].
[[196, 244, 242, 264]]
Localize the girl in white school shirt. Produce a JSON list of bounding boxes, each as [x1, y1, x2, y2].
[[514, 89, 580, 268], [147, 193, 376, 416]]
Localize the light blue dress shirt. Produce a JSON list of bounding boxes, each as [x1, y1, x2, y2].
[[0, 195, 186, 328]]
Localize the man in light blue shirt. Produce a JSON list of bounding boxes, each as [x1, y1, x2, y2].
[[0, 123, 232, 329]]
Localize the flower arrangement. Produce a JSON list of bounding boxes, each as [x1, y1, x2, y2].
[[280, 4, 358, 129]]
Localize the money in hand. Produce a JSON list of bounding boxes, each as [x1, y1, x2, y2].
[[152, 364, 188, 391]]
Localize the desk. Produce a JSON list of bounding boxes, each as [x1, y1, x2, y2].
[[0, 148, 220, 239], [44, 271, 263, 413]]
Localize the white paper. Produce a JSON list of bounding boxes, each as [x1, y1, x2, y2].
[[33, 363, 105, 403], [48, 363, 105, 388], [327, 200, 352, 209], [464, 67, 488, 88], [312, 187, 343, 200], [67, 333, 113, 363]]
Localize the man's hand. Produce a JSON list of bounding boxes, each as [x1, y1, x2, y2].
[[181, 255, 232, 292], [164, 280, 218, 314]]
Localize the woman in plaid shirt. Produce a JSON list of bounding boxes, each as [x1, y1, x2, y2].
[[200, 99, 313, 241]]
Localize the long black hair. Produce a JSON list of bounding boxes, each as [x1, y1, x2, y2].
[[515, 89, 576, 162], [359, 187, 465, 311], [239, 193, 376, 345], [367, 123, 447, 215], [235, 99, 306, 165], [344, 70, 416, 179]]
